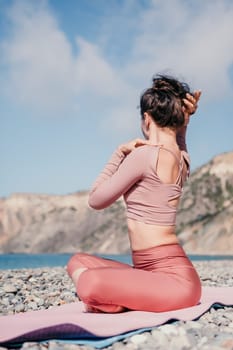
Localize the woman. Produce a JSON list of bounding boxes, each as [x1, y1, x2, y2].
[[67, 74, 202, 313]]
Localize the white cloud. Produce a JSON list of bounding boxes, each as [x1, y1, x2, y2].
[[1, 1, 74, 114], [1, 0, 233, 126], [127, 0, 233, 100], [0, 0, 130, 117], [73, 37, 129, 98]]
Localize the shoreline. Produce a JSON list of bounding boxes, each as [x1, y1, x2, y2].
[[0, 260, 233, 349], [1, 253, 233, 271]]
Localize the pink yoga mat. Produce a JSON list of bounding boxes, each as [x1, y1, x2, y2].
[[0, 286, 232, 346]]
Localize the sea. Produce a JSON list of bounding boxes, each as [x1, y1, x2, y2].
[[0, 253, 233, 270]]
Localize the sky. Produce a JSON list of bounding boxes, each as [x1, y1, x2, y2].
[[1, 0, 233, 198]]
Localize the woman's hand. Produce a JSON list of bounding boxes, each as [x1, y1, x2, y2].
[[182, 90, 201, 126], [118, 138, 151, 155]]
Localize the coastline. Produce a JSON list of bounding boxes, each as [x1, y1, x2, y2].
[[0, 260, 233, 349], [1, 253, 233, 270]]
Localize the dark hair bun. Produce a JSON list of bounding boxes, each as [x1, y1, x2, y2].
[[140, 74, 192, 128]]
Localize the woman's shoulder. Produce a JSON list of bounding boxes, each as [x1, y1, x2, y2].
[[130, 144, 160, 158]]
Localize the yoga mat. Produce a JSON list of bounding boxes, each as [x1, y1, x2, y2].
[[0, 287, 232, 348]]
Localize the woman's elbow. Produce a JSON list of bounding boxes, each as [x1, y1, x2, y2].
[[88, 195, 106, 210]]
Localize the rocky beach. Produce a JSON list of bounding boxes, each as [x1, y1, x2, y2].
[[0, 151, 233, 349], [0, 259, 233, 350]]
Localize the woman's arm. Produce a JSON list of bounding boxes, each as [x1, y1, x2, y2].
[[88, 140, 150, 210], [89, 148, 126, 194], [176, 125, 188, 152], [176, 90, 201, 152]]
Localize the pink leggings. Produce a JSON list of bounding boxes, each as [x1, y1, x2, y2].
[[66, 243, 201, 313]]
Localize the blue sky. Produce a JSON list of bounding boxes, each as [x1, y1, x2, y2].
[[1, 0, 233, 197]]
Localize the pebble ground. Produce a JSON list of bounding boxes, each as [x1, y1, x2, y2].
[[0, 260, 232, 350]]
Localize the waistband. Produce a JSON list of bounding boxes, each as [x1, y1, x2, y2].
[[132, 243, 192, 271], [132, 243, 185, 255]]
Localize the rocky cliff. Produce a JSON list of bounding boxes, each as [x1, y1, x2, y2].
[[0, 151, 233, 254], [177, 151, 233, 254], [0, 192, 128, 254]]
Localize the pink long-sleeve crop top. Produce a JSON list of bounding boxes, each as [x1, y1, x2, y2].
[[88, 144, 190, 226]]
